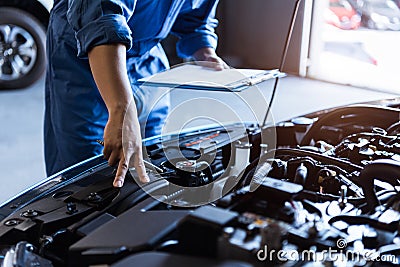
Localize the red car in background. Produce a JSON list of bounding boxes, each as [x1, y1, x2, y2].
[[326, 0, 361, 29]]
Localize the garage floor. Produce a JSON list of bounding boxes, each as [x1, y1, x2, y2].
[[0, 75, 397, 204]]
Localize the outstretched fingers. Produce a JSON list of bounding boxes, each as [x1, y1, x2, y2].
[[113, 147, 149, 187]]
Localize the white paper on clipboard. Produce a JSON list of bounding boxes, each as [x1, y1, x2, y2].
[[137, 63, 285, 92]]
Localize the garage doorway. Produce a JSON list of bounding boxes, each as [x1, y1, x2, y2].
[[307, 0, 400, 93]]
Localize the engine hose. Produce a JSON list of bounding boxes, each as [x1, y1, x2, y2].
[[301, 105, 400, 146], [386, 121, 400, 135], [328, 215, 398, 232], [359, 159, 400, 211], [340, 132, 397, 144], [268, 148, 363, 172], [295, 190, 365, 205]]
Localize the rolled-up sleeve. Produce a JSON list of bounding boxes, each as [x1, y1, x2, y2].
[[67, 0, 136, 58], [171, 0, 219, 58]]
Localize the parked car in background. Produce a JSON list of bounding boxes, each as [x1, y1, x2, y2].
[[0, 0, 52, 89], [355, 0, 400, 30], [326, 0, 361, 30]]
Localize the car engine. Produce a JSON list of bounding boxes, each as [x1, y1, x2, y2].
[[0, 101, 400, 266]]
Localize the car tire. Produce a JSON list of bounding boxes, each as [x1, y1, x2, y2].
[[0, 7, 46, 89], [367, 19, 376, 30]]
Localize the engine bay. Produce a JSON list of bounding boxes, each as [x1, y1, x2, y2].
[[1, 101, 400, 266]]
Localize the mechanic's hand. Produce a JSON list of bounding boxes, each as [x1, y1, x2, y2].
[[192, 47, 230, 71], [103, 103, 150, 187], [88, 44, 149, 187]]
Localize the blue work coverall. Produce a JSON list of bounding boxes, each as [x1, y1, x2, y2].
[[45, 0, 219, 175]]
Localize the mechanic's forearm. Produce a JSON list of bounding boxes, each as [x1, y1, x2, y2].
[[88, 44, 133, 116]]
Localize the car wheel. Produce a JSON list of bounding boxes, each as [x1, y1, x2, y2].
[[0, 7, 46, 89], [367, 19, 376, 30]]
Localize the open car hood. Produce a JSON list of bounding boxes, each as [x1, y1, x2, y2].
[[2, 0, 400, 264], [1, 97, 400, 266]]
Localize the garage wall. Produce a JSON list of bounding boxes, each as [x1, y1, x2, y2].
[[216, 0, 307, 74]]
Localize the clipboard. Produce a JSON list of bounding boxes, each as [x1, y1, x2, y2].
[[137, 63, 285, 92]]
